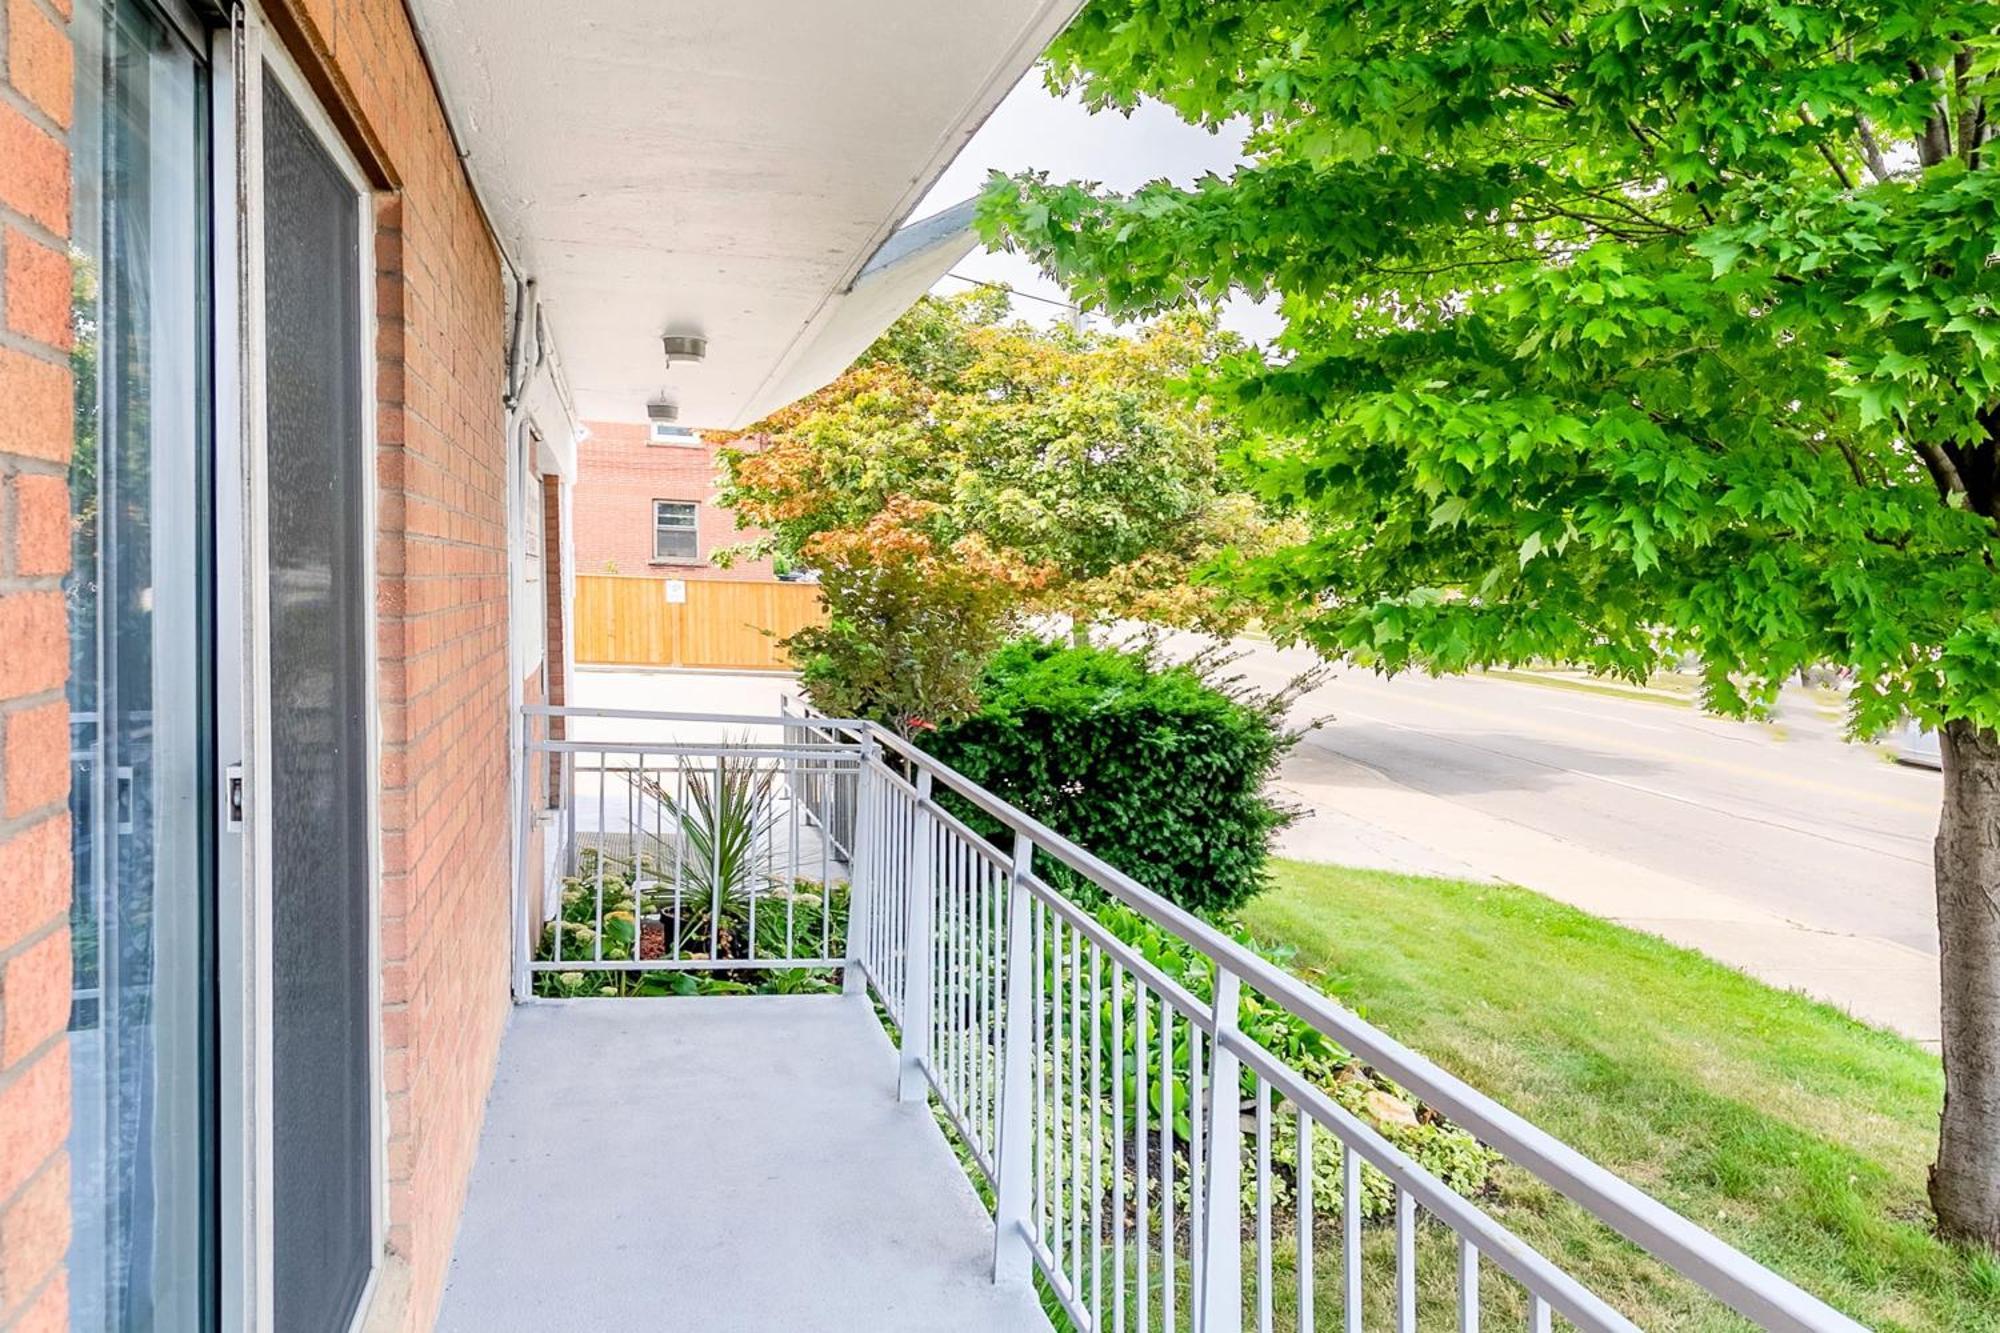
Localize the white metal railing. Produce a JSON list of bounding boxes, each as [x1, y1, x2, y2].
[[517, 704, 1867, 1332], [517, 706, 867, 987]]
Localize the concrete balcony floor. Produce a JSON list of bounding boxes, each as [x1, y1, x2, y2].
[[438, 995, 1049, 1332]]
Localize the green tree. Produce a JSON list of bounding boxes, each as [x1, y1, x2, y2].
[[720, 290, 1290, 636], [979, 2, 2000, 1243], [780, 499, 1037, 737]]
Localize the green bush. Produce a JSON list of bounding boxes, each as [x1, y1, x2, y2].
[[919, 635, 1314, 915]]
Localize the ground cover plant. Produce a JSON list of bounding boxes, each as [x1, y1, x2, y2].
[[533, 850, 848, 998]]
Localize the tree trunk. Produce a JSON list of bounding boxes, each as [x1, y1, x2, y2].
[[1071, 615, 1093, 649], [1930, 719, 2000, 1246]]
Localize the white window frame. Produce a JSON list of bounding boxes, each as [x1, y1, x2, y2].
[[514, 423, 545, 674], [648, 420, 702, 446], [652, 499, 701, 564]]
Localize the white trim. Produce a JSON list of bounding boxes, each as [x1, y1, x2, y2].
[[651, 498, 702, 564], [506, 416, 537, 1006], [212, 12, 259, 1329], [648, 421, 702, 446], [511, 422, 547, 677]]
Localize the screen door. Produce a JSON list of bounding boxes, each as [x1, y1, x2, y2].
[[260, 70, 374, 1333]]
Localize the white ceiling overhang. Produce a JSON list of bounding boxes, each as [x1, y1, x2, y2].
[[405, 0, 1082, 430]]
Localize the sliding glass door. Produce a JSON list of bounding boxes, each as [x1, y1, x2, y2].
[[64, 7, 382, 1328], [66, 0, 214, 1327]]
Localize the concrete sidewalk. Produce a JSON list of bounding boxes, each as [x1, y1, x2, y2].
[[1276, 745, 1941, 1046]]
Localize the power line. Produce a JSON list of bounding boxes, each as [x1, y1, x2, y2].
[[940, 270, 1088, 315]]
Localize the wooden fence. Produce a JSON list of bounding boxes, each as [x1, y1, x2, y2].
[[573, 575, 825, 671]]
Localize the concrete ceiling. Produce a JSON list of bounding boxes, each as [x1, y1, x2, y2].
[[406, 0, 1083, 429]]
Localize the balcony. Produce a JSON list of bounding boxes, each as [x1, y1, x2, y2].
[[438, 705, 1868, 1332]]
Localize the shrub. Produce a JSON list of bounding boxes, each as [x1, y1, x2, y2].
[[787, 499, 1042, 738], [919, 635, 1319, 915]]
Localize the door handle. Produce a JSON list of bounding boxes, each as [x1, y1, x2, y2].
[[225, 764, 245, 832]]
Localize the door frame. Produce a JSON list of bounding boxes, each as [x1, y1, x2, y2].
[[216, 8, 388, 1329]]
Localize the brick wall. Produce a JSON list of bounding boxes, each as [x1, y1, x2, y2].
[[0, 0, 72, 1327], [271, 4, 512, 1328], [572, 420, 776, 580]]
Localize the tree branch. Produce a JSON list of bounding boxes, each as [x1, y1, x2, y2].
[[1797, 106, 1855, 189], [1955, 47, 1977, 168], [1815, 140, 1855, 190], [1912, 61, 1955, 166], [1828, 435, 1873, 489], [1854, 116, 1896, 182], [1914, 438, 1969, 503]]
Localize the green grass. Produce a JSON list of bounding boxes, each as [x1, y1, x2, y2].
[[1238, 859, 2000, 1332]]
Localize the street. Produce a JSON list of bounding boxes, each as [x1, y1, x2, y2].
[[1215, 640, 1944, 1044]]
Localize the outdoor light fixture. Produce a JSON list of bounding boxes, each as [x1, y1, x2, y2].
[[661, 334, 707, 366], [646, 395, 679, 423]]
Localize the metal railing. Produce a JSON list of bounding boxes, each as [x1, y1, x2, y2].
[[518, 704, 1867, 1331], [518, 706, 866, 985]]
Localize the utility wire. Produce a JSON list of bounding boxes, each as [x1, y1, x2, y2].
[[940, 270, 1089, 315]]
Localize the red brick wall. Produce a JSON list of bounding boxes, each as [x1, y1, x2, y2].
[[572, 420, 776, 580], [270, 4, 513, 1327], [0, 0, 72, 1327]]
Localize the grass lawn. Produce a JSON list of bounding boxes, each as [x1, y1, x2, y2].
[[1238, 859, 2000, 1332]]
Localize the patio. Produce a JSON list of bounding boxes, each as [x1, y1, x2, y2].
[[436, 996, 1049, 1332]]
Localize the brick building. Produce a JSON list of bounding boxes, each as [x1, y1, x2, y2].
[[0, 0, 1045, 1329], [571, 420, 776, 581]]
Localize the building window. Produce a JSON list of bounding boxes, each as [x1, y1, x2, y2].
[[653, 500, 700, 562], [649, 421, 701, 446]]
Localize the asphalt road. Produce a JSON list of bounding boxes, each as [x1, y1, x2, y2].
[[1210, 639, 1945, 1041]]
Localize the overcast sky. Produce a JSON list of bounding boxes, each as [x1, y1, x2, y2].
[[913, 74, 1282, 342]]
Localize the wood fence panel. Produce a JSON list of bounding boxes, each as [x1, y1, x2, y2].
[[574, 574, 824, 670]]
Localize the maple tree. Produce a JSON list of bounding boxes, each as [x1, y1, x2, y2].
[[721, 290, 1293, 639], [980, 0, 2000, 1241]]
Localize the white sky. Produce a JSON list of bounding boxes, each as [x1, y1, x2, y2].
[[913, 74, 1283, 342]]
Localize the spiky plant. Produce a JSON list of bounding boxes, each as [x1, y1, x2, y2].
[[636, 746, 782, 913]]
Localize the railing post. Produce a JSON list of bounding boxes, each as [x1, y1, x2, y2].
[[896, 768, 936, 1100], [843, 743, 879, 997], [991, 835, 1036, 1284], [1200, 967, 1244, 1333]]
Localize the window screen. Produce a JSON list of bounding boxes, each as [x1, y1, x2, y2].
[[262, 73, 373, 1333], [654, 501, 699, 562]]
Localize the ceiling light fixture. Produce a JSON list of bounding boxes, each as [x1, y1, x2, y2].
[[661, 334, 708, 367], [646, 395, 679, 423]]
